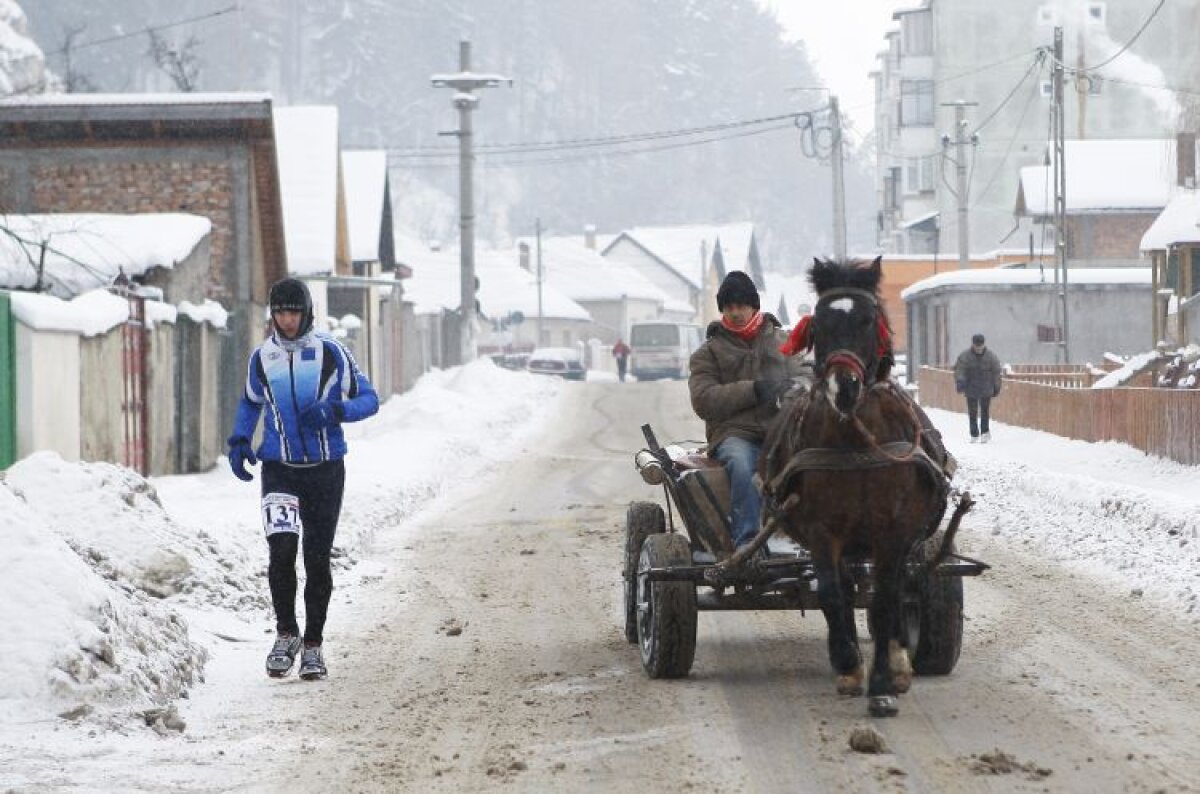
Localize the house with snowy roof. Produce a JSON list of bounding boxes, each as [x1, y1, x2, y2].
[[1141, 189, 1200, 346], [273, 105, 351, 321], [401, 246, 591, 369], [601, 222, 764, 325], [1015, 138, 1199, 266], [330, 148, 407, 395], [901, 267, 1152, 371], [515, 235, 690, 344], [0, 92, 289, 443]]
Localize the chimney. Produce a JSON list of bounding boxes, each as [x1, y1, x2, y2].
[[518, 241, 531, 271], [1178, 132, 1196, 188], [583, 224, 596, 250]]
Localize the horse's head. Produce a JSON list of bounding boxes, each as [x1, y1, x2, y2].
[[808, 256, 886, 416]]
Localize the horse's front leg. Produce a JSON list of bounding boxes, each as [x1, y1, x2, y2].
[[814, 554, 863, 695], [867, 559, 905, 716]]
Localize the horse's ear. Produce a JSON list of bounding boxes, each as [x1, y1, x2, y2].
[[868, 256, 882, 285], [809, 257, 835, 294]]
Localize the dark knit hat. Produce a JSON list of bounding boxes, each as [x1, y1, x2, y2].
[[269, 277, 314, 337], [972, 333, 985, 345], [716, 270, 760, 312]]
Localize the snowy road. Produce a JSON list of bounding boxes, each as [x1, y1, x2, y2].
[[5, 371, 1200, 792], [249, 380, 1200, 791]]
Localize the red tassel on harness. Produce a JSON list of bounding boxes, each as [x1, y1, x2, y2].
[[780, 314, 891, 357]]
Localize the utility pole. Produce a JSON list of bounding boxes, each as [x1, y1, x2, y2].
[[535, 217, 544, 346], [431, 41, 511, 364], [941, 100, 978, 270], [829, 96, 847, 259], [1051, 26, 1070, 363]]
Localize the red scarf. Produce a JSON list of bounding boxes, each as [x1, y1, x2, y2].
[[721, 311, 764, 342], [779, 314, 891, 357]]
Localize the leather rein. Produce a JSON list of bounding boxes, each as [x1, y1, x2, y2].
[[812, 287, 923, 465]]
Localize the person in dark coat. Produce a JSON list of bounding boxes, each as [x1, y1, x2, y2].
[[953, 333, 1003, 443], [688, 271, 811, 551]]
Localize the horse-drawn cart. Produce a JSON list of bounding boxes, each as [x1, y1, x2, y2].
[[624, 423, 988, 681]]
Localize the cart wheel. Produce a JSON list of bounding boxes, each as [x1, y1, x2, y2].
[[624, 502, 665, 643], [637, 533, 697, 679], [904, 531, 964, 675]]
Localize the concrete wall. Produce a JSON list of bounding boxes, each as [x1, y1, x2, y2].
[[906, 282, 1153, 369], [15, 326, 80, 462], [143, 236, 212, 306]]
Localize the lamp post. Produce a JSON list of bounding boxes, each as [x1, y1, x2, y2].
[[431, 41, 510, 364]]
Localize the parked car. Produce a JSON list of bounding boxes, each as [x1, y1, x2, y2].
[[527, 347, 586, 380]]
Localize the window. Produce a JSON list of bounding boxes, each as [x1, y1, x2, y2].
[[1036, 5, 1057, 25], [1037, 324, 1063, 343], [905, 156, 935, 194], [900, 80, 934, 126], [1087, 2, 1106, 23], [900, 10, 933, 56], [1040, 80, 1053, 98]]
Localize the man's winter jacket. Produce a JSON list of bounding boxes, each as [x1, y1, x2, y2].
[[688, 313, 811, 451], [231, 330, 379, 463], [953, 346, 1004, 400]]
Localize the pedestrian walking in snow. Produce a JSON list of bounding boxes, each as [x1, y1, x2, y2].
[[612, 338, 631, 382], [226, 277, 379, 680], [954, 333, 1003, 443]]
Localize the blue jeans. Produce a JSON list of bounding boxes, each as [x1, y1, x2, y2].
[[714, 436, 763, 548]]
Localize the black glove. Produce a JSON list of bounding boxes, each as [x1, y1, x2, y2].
[[227, 436, 257, 482], [753, 379, 790, 408], [299, 400, 345, 431]]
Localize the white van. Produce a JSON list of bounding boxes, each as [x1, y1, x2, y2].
[[629, 322, 703, 380]]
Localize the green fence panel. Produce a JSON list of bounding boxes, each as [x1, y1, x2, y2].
[[0, 293, 14, 468]]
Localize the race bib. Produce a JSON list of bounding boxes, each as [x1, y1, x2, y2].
[[261, 492, 303, 537]]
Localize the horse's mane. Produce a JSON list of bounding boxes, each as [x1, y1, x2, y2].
[[808, 256, 893, 346], [808, 256, 883, 297]]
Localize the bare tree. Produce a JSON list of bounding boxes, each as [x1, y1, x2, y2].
[[147, 29, 201, 92], [59, 24, 98, 93]]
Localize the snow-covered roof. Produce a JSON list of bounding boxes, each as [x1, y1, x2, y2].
[[516, 236, 680, 309], [342, 150, 388, 263], [402, 247, 590, 321], [0, 213, 212, 299], [902, 266, 1152, 300], [1140, 190, 1200, 251], [8, 288, 128, 336], [274, 106, 340, 275], [604, 222, 756, 288], [0, 91, 273, 109], [1017, 139, 1193, 215]]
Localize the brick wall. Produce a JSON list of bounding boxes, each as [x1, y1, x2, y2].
[[30, 160, 236, 300], [1068, 213, 1157, 260]]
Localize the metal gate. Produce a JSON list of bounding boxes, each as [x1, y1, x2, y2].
[[121, 294, 148, 475]]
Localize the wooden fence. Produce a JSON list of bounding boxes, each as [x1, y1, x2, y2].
[[919, 366, 1200, 465]]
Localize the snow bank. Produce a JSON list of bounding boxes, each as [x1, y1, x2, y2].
[[0, 360, 561, 728]]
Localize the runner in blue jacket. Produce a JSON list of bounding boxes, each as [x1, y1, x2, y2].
[[226, 277, 379, 680]]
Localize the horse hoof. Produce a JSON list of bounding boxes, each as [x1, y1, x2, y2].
[[893, 672, 913, 694], [868, 695, 899, 717], [836, 673, 864, 697]]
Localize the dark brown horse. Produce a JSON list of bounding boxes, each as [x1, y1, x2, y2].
[[757, 256, 961, 716]]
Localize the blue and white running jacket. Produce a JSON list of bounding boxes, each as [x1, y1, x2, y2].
[[231, 330, 379, 463]]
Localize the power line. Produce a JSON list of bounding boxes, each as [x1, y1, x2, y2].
[[45, 4, 239, 57], [386, 110, 815, 158], [391, 121, 796, 170]]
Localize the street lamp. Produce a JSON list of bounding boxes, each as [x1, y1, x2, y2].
[[431, 40, 511, 364]]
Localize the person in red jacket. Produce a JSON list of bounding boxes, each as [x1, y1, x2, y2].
[[612, 338, 631, 382]]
